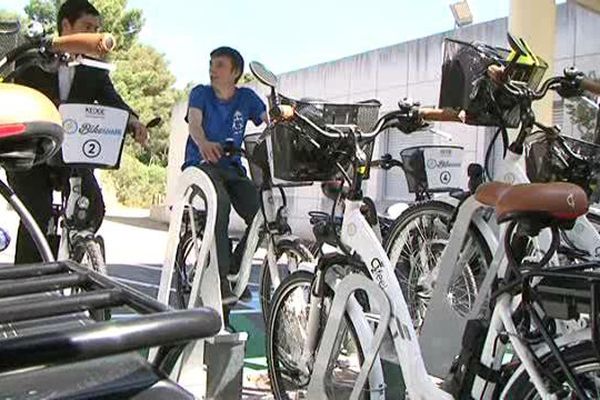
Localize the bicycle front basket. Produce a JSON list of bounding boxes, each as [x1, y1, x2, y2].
[[268, 97, 381, 183], [526, 134, 600, 197], [400, 145, 465, 193], [291, 98, 381, 133], [439, 38, 547, 128]]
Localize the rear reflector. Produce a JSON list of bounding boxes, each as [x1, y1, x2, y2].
[[0, 123, 26, 138]]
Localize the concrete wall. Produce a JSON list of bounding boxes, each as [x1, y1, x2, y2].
[[161, 1, 600, 239]]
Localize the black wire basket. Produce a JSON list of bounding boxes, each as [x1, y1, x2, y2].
[[268, 97, 381, 182], [439, 38, 547, 128], [526, 134, 600, 197], [400, 145, 464, 194]]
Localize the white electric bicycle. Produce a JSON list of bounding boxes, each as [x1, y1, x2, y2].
[[265, 34, 600, 399], [160, 62, 314, 317]]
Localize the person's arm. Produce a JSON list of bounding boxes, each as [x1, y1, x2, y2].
[[248, 90, 268, 126], [97, 70, 148, 146], [187, 107, 222, 163]]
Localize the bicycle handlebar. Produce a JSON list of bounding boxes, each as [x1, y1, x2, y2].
[[581, 77, 600, 95], [0, 33, 116, 78], [371, 153, 403, 170], [495, 66, 599, 102], [419, 107, 464, 122], [48, 33, 115, 57]]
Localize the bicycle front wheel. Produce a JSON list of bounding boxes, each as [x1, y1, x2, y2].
[[73, 238, 106, 275], [384, 200, 492, 330], [173, 230, 207, 309], [267, 270, 370, 400], [73, 238, 109, 320]]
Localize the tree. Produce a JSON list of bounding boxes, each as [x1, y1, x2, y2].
[[24, 0, 60, 33], [0, 9, 23, 22], [112, 43, 179, 166], [90, 0, 143, 51]]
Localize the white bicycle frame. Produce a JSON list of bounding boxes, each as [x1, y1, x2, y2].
[[415, 145, 600, 376], [307, 195, 592, 399], [157, 165, 303, 308], [307, 199, 451, 399], [56, 175, 97, 261]]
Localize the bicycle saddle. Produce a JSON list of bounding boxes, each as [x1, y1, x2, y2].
[[495, 182, 588, 224], [474, 181, 511, 206], [0, 83, 63, 170]]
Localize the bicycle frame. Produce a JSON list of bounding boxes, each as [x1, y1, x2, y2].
[[418, 143, 600, 376], [308, 196, 592, 399], [56, 175, 97, 261], [311, 198, 452, 398], [158, 166, 302, 308]]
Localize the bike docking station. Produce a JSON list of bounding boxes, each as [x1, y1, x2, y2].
[[307, 273, 392, 399], [155, 166, 246, 400]]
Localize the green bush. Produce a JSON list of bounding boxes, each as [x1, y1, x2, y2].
[[103, 153, 166, 208]]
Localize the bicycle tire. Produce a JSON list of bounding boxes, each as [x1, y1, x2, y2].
[[259, 238, 313, 320], [267, 270, 371, 400], [501, 341, 600, 399], [383, 200, 492, 329], [73, 238, 109, 320]]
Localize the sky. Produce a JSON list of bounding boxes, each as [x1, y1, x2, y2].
[[1, 0, 564, 89]]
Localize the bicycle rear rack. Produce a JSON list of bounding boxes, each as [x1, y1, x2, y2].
[[0, 260, 221, 373]]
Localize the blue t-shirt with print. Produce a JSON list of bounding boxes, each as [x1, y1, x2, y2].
[[183, 85, 266, 170]]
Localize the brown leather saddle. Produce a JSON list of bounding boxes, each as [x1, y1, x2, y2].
[[475, 182, 588, 230]]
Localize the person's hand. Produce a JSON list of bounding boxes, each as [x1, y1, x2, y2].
[[487, 64, 506, 85], [128, 116, 149, 148], [198, 138, 222, 163]]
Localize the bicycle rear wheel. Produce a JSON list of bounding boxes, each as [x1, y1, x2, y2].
[[259, 238, 313, 320], [501, 341, 600, 399]]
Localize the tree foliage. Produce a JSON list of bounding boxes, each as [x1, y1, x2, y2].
[[113, 43, 178, 166]]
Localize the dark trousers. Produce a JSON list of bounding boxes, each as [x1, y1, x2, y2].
[[7, 165, 105, 264], [198, 164, 260, 289]]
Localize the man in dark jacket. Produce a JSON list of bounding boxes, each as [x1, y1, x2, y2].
[[7, 0, 148, 264]]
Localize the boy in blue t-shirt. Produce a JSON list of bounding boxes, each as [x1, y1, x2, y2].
[[185, 47, 267, 312]]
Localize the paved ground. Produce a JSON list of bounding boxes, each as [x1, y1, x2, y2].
[[0, 204, 272, 399]]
